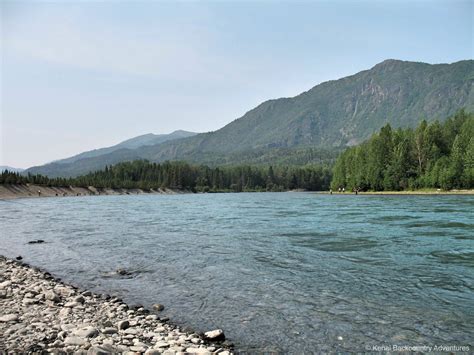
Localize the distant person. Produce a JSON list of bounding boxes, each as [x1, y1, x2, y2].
[[342, 187, 345, 193], [330, 189, 332, 195], [38, 189, 41, 197]]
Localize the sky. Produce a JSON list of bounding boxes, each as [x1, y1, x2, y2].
[[1, 0, 472, 168]]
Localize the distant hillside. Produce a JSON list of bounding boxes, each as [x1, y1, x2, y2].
[[0, 166, 25, 173], [27, 59, 474, 177], [51, 130, 197, 165], [25, 130, 197, 176]]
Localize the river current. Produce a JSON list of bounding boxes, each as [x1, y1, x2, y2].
[[1, 193, 473, 352]]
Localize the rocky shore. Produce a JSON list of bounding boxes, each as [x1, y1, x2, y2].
[[0, 256, 232, 354], [0, 184, 185, 200]]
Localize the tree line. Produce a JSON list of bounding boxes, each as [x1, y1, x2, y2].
[[0, 161, 332, 192], [2, 110, 473, 192], [331, 110, 474, 191]]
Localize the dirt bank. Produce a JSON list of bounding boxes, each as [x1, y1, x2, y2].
[[0, 184, 183, 200]]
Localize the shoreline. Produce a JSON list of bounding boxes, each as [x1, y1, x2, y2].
[[0, 256, 233, 354], [0, 184, 187, 200], [1, 184, 473, 201]]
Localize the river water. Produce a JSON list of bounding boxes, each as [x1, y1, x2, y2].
[[1, 193, 473, 352]]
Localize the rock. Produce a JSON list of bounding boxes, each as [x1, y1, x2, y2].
[[64, 301, 81, 307], [130, 346, 147, 352], [82, 290, 92, 297], [117, 320, 130, 330], [74, 326, 99, 338], [64, 336, 88, 346], [16, 256, 23, 260], [191, 338, 201, 344], [0, 313, 19, 322], [124, 327, 139, 335], [337, 335, 343, 341], [87, 346, 110, 355], [116, 268, 132, 276], [185, 348, 211, 354], [154, 341, 170, 348], [101, 327, 117, 334], [45, 290, 60, 303], [204, 329, 225, 342], [0, 280, 12, 289], [145, 350, 162, 355], [152, 303, 164, 311], [74, 295, 85, 304]]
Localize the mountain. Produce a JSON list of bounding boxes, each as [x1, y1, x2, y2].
[[25, 130, 197, 177], [27, 59, 474, 177], [50, 130, 197, 165], [0, 166, 25, 173]]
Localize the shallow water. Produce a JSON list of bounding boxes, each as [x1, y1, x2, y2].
[[1, 193, 473, 352]]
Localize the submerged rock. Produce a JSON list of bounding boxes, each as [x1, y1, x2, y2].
[[152, 303, 164, 311]]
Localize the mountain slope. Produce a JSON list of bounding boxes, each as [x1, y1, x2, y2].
[[27, 59, 474, 177], [51, 130, 197, 165]]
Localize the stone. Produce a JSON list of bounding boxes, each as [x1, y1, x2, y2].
[[87, 346, 110, 355], [74, 295, 85, 304], [204, 329, 225, 342], [124, 327, 139, 335], [152, 303, 164, 311], [0, 280, 12, 289], [191, 338, 201, 344], [185, 348, 211, 354], [45, 290, 60, 302], [64, 336, 88, 346], [74, 326, 99, 338], [117, 320, 130, 330], [145, 350, 162, 355], [0, 314, 19, 322], [101, 327, 118, 334], [154, 341, 170, 348], [64, 301, 81, 307]]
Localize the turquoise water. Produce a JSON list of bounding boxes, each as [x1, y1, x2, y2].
[[1, 193, 473, 352]]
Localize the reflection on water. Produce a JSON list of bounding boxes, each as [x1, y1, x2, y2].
[[0, 193, 473, 353]]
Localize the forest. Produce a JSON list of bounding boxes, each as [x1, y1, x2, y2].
[[2, 110, 473, 193], [0, 161, 332, 192], [331, 110, 474, 191]]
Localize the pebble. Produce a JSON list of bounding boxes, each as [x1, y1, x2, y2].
[[0, 256, 233, 353]]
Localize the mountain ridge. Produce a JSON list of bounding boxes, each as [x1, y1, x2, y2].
[[26, 59, 474, 177]]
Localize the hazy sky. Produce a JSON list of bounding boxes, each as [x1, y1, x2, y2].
[[1, 0, 472, 168]]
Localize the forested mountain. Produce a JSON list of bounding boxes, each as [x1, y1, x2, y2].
[[27, 59, 474, 177], [331, 110, 474, 191], [25, 130, 197, 177], [47, 130, 197, 165]]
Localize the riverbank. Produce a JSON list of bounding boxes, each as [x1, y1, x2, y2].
[[0, 256, 232, 354], [0, 184, 184, 200], [328, 189, 474, 195]]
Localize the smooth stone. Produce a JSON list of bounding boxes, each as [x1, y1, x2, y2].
[[45, 290, 60, 302], [185, 348, 211, 354], [155, 341, 170, 348], [0, 280, 12, 289], [64, 301, 81, 307], [74, 326, 99, 338], [152, 303, 164, 311], [0, 314, 19, 322], [145, 350, 162, 355], [124, 328, 139, 335], [74, 295, 85, 304], [87, 346, 111, 355], [64, 336, 88, 346], [101, 327, 118, 334], [191, 338, 201, 344], [117, 320, 129, 330], [204, 329, 225, 342]]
